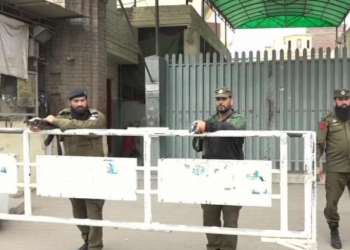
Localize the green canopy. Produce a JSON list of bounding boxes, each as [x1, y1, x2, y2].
[[209, 0, 350, 29]]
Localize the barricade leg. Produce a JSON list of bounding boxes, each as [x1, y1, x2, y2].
[[143, 134, 152, 224], [23, 131, 32, 215], [261, 132, 317, 250]]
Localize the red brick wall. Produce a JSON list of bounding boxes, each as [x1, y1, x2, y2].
[[306, 27, 343, 50], [44, 0, 108, 115]]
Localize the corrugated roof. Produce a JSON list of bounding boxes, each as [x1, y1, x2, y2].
[[208, 0, 350, 29]]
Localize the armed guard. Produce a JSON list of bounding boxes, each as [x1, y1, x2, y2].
[[191, 87, 246, 250], [317, 88, 350, 249], [29, 88, 106, 250]]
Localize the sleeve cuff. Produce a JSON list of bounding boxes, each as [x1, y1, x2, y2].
[[51, 119, 61, 127], [204, 121, 211, 132]]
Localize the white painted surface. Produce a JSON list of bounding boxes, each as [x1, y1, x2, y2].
[[0, 193, 9, 214], [0, 154, 18, 194], [36, 155, 138, 201], [158, 158, 272, 207], [0, 129, 317, 250]]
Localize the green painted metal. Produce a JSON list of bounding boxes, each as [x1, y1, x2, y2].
[[163, 47, 349, 172], [208, 0, 350, 29]]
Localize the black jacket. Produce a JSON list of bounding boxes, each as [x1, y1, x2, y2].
[[192, 111, 246, 160]]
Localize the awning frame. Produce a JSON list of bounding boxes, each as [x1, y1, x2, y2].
[[204, 0, 236, 31], [0, 2, 54, 29]]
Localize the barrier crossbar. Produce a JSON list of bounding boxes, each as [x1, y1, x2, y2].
[[0, 128, 317, 250]]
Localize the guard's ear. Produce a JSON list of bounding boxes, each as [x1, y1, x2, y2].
[[230, 98, 234, 106]]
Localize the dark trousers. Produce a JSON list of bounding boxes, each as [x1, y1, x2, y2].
[[324, 172, 350, 227], [70, 198, 105, 250], [201, 204, 242, 250]]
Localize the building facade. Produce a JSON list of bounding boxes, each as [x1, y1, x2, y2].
[[0, 0, 229, 186]]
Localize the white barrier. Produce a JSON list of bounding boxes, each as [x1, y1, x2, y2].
[[0, 128, 317, 250]]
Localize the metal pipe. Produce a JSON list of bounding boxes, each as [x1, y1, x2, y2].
[[0, 213, 309, 238], [215, 12, 217, 35], [225, 21, 227, 47], [303, 134, 312, 237], [310, 133, 317, 241], [0, 128, 26, 133], [201, 0, 204, 18], [0, 128, 313, 138], [155, 0, 160, 56], [343, 21, 346, 44], [13, 128, 311, 138], [336, 27, 338, 46], [22, 131, 32, 215], [143, 135, 152, 223], [279, 134, 288, 231]]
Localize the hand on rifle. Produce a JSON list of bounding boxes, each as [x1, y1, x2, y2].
[[192, 120, 206, 133], [45, 115, 57, 124], [27, 118, 42, 132]]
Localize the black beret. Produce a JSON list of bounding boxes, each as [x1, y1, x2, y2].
[[68, 88, 88, 100]]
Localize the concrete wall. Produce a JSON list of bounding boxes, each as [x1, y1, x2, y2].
[[189, 6, 229, 55], [130, 5, 229, 56], [107, 8, 138, 64]]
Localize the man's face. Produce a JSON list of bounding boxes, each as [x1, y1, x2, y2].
[[70, 96, 88, 113], [334, 97, 350, 107], [334, 97, 350, 122], [216, 96, 233, 113]]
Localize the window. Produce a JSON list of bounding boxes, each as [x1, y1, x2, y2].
[[297, 39, 302, 49], [122, 85, 145, 102], [288, 40, 291, 50], [0, 74, 37, 115], [307, 40, 310, 49], [199, 36, 222, 62]]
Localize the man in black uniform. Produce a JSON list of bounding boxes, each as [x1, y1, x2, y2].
[[192, 87, 246, 250]]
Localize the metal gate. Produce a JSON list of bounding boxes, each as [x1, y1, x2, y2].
[[0, 128, 317, 250], [163, 47, 350, 172]]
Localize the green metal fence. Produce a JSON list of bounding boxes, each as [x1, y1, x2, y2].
[[162, 47, 350, 172]]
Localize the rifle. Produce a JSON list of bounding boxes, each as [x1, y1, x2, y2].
[[24, 117, 63, 156]]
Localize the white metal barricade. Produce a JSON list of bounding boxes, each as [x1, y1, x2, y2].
[[0, 128, 317, 250]]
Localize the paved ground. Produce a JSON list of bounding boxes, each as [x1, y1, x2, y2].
[[1, 181, 350, 250]]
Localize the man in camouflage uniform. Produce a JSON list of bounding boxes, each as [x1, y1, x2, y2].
[[30, 88, 106, 250], [317, 88, 350, 249], [192, 87, 246, 250]]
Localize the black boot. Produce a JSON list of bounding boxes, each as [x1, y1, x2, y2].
[[329, 225, 342, 249], [77, 241, 88, 250]]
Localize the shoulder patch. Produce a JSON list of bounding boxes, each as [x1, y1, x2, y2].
[[58, 109, 70, 115], [89, 111, 99, 120], [319, 122, 326, 130]]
